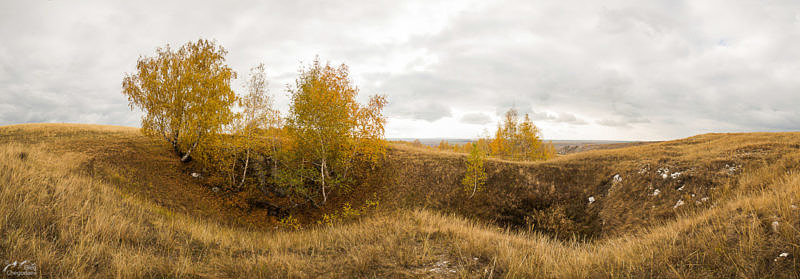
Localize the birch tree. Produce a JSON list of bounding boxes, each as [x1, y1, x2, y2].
[[462, 143, 487, 198], [284, 57, 386, 206], [236, 63, 281, 188], [122, 39, 237, 162], [489, 107, 554, 161]]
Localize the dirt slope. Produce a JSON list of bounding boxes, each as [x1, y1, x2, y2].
[[370, 132, 800, 239], [0, 123, 277, 228]]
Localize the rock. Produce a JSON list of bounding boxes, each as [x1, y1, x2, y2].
[[651, 189, 661, 196], [673, 199, 685, 209], [775, 252, 790, 262], [657, 168, 670, 179], [724, 164, 738, 175], [676, 185, 684, 191], [428, 260, 456, 274], [670, 172, 682, 179], [191, 172, 201, 178], [588, 196, 595, 204], [771, 221, 780, 233], [212, 187, 220, 193], [613, 174, 622, 183]]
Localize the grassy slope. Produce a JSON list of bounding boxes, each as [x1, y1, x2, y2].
[[373, 132, 800, 239], [1, 123, 799, 278]]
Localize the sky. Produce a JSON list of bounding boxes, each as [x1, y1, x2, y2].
[[1, 0, 800, 141]]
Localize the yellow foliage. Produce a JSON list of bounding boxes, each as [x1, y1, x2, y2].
[[318, 195, 381, 227], [194, 64, 283, 189], [462, 143, 488, 198], [489, 108, 553, 161], [122, 39, 237, 163], [279, 215, 303, 230], [284, 57, 387, 205], [437, 140, 451, 151]]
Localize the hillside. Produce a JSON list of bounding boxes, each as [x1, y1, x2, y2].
[[553, 140, 655, 155], [373, 131, 800, 240], [1, 123, 799, 277]]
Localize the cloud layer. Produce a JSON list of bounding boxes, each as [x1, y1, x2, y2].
[[2, 0, 799, 140]]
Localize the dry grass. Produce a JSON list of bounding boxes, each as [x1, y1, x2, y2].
[[374, 131, 800, 239], [1, 124, 799, 278]]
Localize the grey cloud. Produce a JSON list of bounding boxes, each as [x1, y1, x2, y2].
[[597, 117, 650, 127], [3, 0, 800, 140], [530, 111, 588, 125], [493, 102, 534, 117], [0, 0, 462, 127], [460, 112, 492, 125], [388, 101, 452, 122]]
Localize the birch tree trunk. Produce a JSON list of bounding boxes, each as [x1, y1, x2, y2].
[[180, 139, 199, 162], [320, 158, 327, 205], [470, 173, 477, 198], [239, 148, 250, 188]]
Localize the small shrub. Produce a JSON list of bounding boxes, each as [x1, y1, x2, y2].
[[318, 195, 380, 226], [525, 205, 578, 237], [279, 215, 302, 230]]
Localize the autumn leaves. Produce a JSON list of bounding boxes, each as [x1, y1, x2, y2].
[[282, 59, 387, 206], [122, 39, 237, 163], [122, 39, 386, 207], [122, 39, 552, 208]]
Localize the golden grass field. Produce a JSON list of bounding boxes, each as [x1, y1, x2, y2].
[[1, 123, 799, 278]]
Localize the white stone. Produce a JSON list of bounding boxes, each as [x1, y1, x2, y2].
[[613, 174, 622, 183], [673, 199, 685, 208], [670, 172, 682, 179], [429, 260, 456, 274], [725, 164, 738, 175], [657, 168, 670, 179], [651, 189, 661, 196], [191, 172, 201, 178], [775, 252, 790, 261], [588, 196, 595, 204]]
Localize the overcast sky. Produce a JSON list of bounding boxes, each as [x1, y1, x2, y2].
[[2, 0, 799, 140]]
